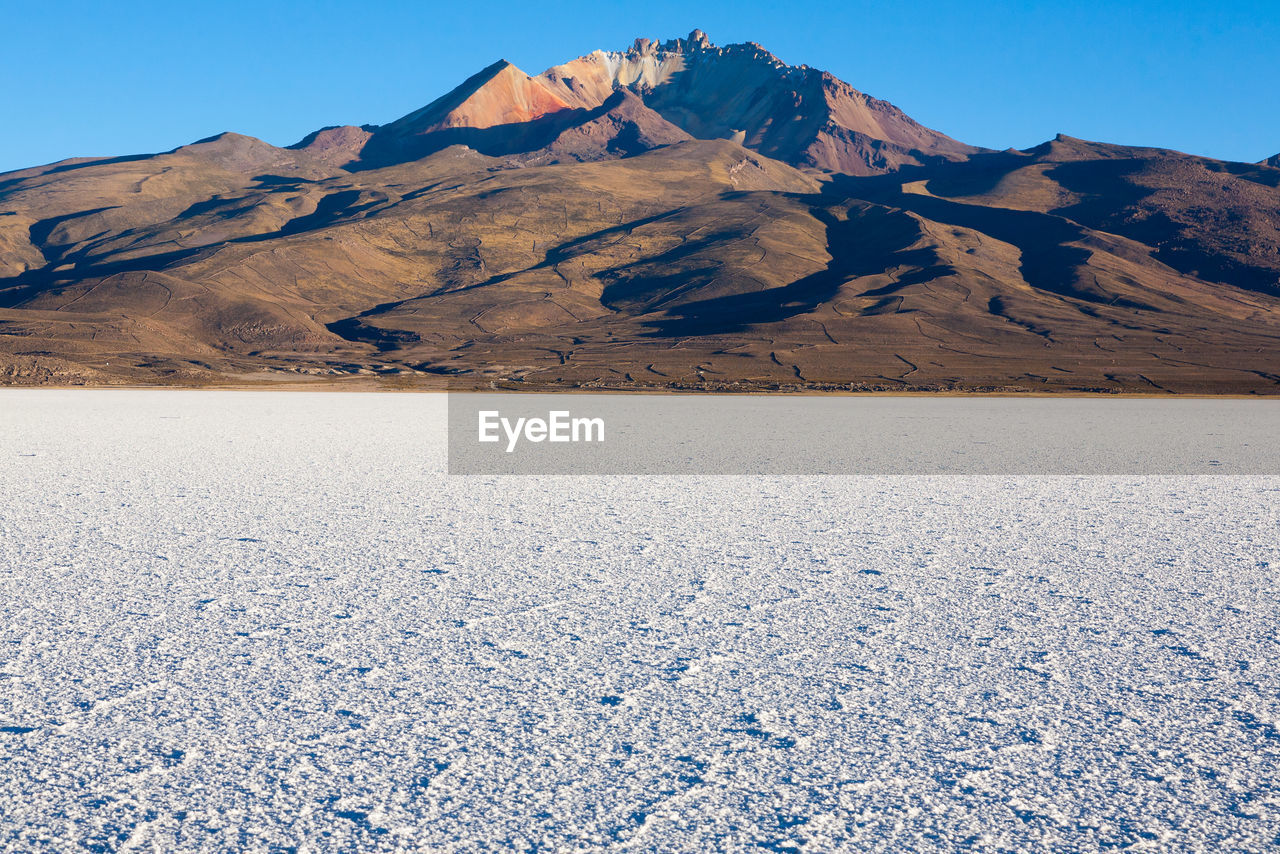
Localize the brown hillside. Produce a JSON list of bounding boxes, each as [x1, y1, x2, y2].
[[1, 37, 1278, 392]]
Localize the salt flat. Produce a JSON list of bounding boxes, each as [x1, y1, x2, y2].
[[0, 391, 1277, 852]]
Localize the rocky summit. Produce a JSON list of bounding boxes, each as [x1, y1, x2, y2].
[[2, 32, 1279, 392]]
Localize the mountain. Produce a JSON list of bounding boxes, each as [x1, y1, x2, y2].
[[530, 31, 979, 174], [326, 31, 978, 174], [1263, 152, 1280, 168], [1, 33, 1279, 392]]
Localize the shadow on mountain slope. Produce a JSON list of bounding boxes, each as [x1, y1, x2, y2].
[[829, 174, 1159, 309], [354, 102, 613, 169], [641, 204, 932, 336]]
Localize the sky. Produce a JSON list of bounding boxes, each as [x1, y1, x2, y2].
[[2, 0, 1278, 173]]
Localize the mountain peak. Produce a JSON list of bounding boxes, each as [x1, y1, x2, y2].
[[622, 31, 714, 58], [385, 59, 572, 136], [538, 33, 976, 174], [363, 33, 978, 175]]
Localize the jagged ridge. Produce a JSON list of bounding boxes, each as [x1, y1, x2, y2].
[[327, 30, 979, 174]]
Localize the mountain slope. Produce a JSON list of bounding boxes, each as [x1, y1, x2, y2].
[[912, 135, 1280, 296]]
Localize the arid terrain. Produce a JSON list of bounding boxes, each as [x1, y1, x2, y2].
[[2, 31, 1278, 392]]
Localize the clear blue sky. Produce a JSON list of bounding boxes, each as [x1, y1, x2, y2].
[[3, 0, 1277, 173]]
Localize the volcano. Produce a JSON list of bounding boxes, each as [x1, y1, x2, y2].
[[357, 31, 978, 174], [2, 32, 1279, 392]]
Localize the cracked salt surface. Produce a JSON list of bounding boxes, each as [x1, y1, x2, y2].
[[1, 391, 1278, 852]]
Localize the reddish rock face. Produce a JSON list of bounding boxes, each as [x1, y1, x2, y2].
[[389, 60, 575, 133], [536, 34, 979, 174], [358, 31, 978, 174]]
